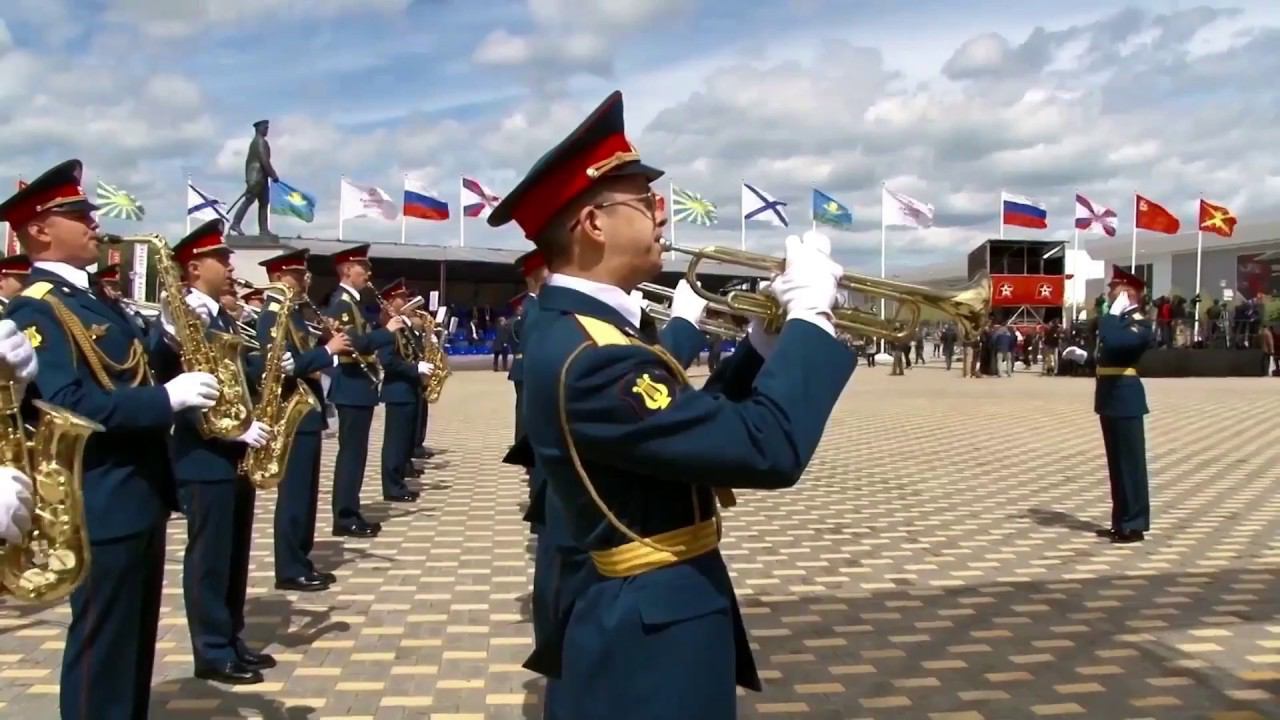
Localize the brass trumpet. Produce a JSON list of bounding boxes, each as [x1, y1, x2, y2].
[[636, 283, 743, 339], [665, 243, 991, 342]]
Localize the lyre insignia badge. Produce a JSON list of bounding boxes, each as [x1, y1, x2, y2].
[[632, 373, 671, 411], [89, 323, 109, 339], [23, 326, 41, 349]]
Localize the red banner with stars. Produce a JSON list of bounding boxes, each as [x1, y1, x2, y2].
[[990, 274, 1065, 307]]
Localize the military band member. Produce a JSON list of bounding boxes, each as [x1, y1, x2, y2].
[[240, 287, 265, 333], [89, 264, 149, 334], [0, 254, 32, 311], [509, 249, 548, 444], [257, 249, 351, 591], [0, 317, 38, 546], [154, 219, 277, 685], [375, 279, 433, 502], [408, 311, 433, 463], [2, 159, 222, 720], [488, 92, 855, 720], [324, 244, 404, 537], [1063, 266, 1154, 543]]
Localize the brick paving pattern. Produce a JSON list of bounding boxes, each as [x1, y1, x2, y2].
[[1, 362, 1277, 719]]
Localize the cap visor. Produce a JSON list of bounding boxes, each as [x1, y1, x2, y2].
[[607, 161, 664, 182], [52, 199, 99, 215]]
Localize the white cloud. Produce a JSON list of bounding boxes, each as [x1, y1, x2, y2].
[[104, 0, 412, 38]]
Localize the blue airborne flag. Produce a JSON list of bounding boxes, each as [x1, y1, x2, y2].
[[269, 179, 317, 223], [812, 188, 852, 229]]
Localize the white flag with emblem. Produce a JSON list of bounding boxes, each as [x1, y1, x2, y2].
[[340, 178, 398, 221]]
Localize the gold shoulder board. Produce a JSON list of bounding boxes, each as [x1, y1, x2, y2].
[[574, 315, 629, 347], [21, 281, 53, 300]]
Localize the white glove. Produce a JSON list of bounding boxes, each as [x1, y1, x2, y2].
[[1062, 346, 1089, 363], [768, 231, 841, 337], [280, 351, 295, 375], [669, 279, 708, 326], [0, 467, 34, 545], [235, 421, 272, 449], [746, 281, 780, 360], [629, 289, 644, 304], [159, 292, 212, 337], [417, 361, 435, 376], [165, 371, 220, 412], [1109, 292, 1131, 317], [0, 319, 38, 384]]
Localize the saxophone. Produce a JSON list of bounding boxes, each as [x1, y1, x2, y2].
[[0, 365, 104, 603], [239, 284, 320, 489], [420, 311, 451, 404], [103, 234, 254, 439]]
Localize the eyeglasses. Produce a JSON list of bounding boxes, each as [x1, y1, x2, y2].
[[570, 191, 665, 230]]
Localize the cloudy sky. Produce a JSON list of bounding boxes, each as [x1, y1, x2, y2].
[[2, 0, 1278, 274]]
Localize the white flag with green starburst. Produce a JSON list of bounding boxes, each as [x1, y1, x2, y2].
[[95, 180, 146, 221], [672, 185, 717, 226]]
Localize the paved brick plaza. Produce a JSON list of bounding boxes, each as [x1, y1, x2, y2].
[[1, 362, 1277, 719]]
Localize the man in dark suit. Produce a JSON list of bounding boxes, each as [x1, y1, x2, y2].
[[153, 220, 277, 685], [375, 278, 433, 503], [257, 249, 350, 592], [487, 91, 855, 720], [324, 244, 404, 537], [493, 316, 513, 371], [2, 159, 221, 719], [229, 119, 278, 237], [1063, 266, 1154, 543], [940, 322, 957, 371]]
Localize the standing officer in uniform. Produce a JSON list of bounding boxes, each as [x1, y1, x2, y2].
[[155, 219, 277, 685], [509, 249, 548, 444], [1063, 266, 1154, 544], [324, 244, 404, 537], [257, 249, 350, 591], [375, 278, 433, 502], [488, 92, 856, 720], [2, 159, 222, 719], [0, 254, 32, 310], [229, 119, 278, 237]]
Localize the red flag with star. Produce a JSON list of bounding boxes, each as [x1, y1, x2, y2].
[[1198, 199, 1237, 238], [1135, 194, 1180, 234]]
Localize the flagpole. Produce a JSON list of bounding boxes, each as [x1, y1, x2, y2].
[[998, 190, 1004, 240], [811, 188, 817, 233], [1130, 191, 1138, 271], [1071, 224, 1079, 324], [400, 174, 407, 245], [739, 180, 746, 251], [1193, 194, 1204, 341], [879, 183, 888, 359], [668, 181, 675, 261], [185, 174, 192, 235], [458, 176, 465, 248], [338, 175, 345, 242]]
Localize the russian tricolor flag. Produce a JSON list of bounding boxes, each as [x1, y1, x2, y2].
[[1001, 192, 1048, 230], [404, 180, 449, 221]]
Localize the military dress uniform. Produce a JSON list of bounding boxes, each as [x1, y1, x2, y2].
[[487, 91, 857, 720], [323, 244, 395, 536], [1092, 266, 1155, 543], [375, 279, 422, 502], [1, 160, 181, 720], [256, 249, 339, 591], [152, 220, 275, 683]]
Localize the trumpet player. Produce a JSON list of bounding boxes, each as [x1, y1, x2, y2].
[[0, 317, 37, 546], [375, 279, 434, 502], [0, 253, 32, 311], [1, 159, 222, 720], [154, 219, 277, 685], [257, 249, 351, 592], [324, 243, 404, 538], [487, 92, 855, 720]]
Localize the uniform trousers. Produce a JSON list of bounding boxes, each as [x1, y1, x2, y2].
[[1099, 416, 1151, 532], [332, 405, 374, 521], [60, 522, 167, 720], [381, 402, 418, 496], [274, 430, 322, 580], [179, 480, 256, 666]]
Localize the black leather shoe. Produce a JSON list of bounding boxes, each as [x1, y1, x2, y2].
[[195, 660, 263, 685], [310, 570, 338, 585], [275, 575, 330, 592], [412, 447, 428, 459], [238, 649, 277, 671], [405, 467, 423, 478], [333, 522, 378, 538], [1111, 530, 1145, 544], [384, 492, 417, 503], [1094, 528, 1117, 538]]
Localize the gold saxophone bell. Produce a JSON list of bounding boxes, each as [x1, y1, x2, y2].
[[664, 243, 991, 343], [636, 283, 742, 339], [0, 365, 104, 603]]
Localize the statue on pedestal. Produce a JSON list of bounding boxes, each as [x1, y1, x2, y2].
[[229, 119, 279, 237]]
